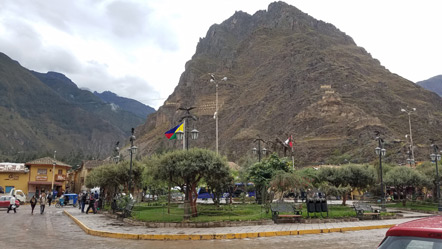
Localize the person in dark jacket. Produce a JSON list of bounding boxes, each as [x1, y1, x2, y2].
[[47, 192, 53, 207], [86, 193, 96, 214], [81, 192, 87, 213], [30, 195, 37, 215]]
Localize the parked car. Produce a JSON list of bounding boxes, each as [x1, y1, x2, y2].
[[0, 188, 26, 204], [0, 196, 20, 208], [144, 194, 158, 201], [378, 216, 442, 248]]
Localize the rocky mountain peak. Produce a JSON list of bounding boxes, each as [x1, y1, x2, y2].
[[136, 2, 442, 164]]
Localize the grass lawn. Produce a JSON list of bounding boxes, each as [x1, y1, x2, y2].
[[131, 202, 370, 222], [386, 201, 438, 212], [132, 203, 271, 222]]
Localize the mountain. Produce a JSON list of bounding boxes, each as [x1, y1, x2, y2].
[[0, 53, 136, 162], [417, 75, 442, 96], [32, 71, 145, 135], [93, 91, 155, 119], [135, 1, 442, 165]]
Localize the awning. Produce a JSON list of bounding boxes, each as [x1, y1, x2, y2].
[[28, 181, 62, 186]]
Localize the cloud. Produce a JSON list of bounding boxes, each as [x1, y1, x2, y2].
[[69, 60, 161, 108], [106, 1, 151, 39], [104, 0, 178, 51]]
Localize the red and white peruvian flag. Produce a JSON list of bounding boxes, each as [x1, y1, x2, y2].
[[285, 136, 293, 148]]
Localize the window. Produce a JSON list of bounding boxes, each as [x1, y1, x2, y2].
[[37, 169, 47, 175], [379, 236, 442, 249], [58, 169, 62, 175]]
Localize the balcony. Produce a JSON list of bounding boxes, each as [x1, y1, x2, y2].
[[55, 174, 66, 181]]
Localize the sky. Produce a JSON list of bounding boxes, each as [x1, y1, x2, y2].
[[0, 1, 441, 109]]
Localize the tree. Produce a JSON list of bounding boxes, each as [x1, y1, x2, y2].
[[248, 154, 291, 204], [204, 171, 234, 207], [384, 166, 426, 206], [85, 161, 144, 203], [152, 148, 230, 217], [316, 166, 350, 205], [342, 164, 376, 196], [316, 164, 376, 205], [269, 171, 311, 200], [141, 154, 168, 202], [416, 161, 441, 201]]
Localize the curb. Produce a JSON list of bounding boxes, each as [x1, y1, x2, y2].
[[63, 210, 395, 240]]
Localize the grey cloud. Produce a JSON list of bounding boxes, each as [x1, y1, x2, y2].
[[36, 47, 83, 74], [71, 61, 160, 107], [1, 0, 74, 33], [2, 18, 43, 50], [105, 0, 179, 51], [106, 0, 152, 38]]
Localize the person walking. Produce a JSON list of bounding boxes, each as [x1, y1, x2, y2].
[[81, 192, 87, 213], [78, 192, 82, 210], [47, 192, 53, 207], [39, 191, 47, 214], [7, 195, 17, 213], [30, 195, 37, 215], [86, 192, 96, 214]]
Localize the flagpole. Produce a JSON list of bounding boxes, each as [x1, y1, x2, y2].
[[291, 135, 295, 170], [183, 119, 186, 150]]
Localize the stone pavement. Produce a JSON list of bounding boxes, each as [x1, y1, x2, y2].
[[64, 206, 434, 241]]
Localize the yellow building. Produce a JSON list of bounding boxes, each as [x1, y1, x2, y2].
[[72, 160, 106, 193], [0, 163, 29, 195], [25, 157, 72, 198]]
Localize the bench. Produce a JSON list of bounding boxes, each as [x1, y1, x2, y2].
[[112, 199, 135, 218], [353, 202, 380, 220], [123, 201, 135, 218], [270, 202, 302, 223]]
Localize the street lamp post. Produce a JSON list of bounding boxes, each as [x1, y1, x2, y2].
[[401, 107, 416, 165], [175, 107, 199, 219], [113, 141, 120, 163], [252, 138, 267, 162], [405, 134, 415, 167], [210, 74, 227, 154], [128, 128, 137, 194], [375, 135, 387, 212], [51, 150, 56, 193], [175, 107, 199, 150], [430, 141, 442, 211]]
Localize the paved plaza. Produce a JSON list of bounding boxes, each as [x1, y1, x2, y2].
[[64, 204, 433, 240], [0, 204, 436, 249]]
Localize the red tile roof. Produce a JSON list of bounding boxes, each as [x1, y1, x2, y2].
[[26, 157, 72, 168]]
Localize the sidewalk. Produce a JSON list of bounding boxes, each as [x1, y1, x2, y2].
[[64, 207, 434, 240]]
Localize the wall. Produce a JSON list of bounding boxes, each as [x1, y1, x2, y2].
[[0, 172, 29, 194], [27, 164, 69, 198]]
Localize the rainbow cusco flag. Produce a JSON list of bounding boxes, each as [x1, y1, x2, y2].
[[164, 122, 184, 140]]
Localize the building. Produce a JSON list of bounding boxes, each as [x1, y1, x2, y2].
[[26, 157, 72, 198], [0, 163, 29, 194], [72, 160, 107, 193]]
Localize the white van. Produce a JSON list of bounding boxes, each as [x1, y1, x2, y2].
[[1, 188, 27, 204]]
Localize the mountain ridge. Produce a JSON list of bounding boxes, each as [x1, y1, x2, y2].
[[134, 1, 442, 164], [93, 91, 155, 119], [0, 52, 141, 162], [417, 75, 442, 96]]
